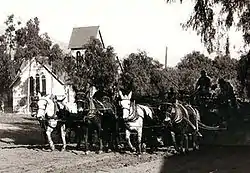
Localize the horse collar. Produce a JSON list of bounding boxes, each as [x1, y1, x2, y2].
[[124, 103, 139, 122]]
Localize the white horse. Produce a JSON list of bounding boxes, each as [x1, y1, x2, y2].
[[119, 91, 153, 155], [35, 94, 67, 151]]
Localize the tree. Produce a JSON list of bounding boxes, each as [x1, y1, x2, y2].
[[169, 51, 239, 95], [49, 44, 65, 75], [237, 52, 250, 98], [12, 16, 64, 76], [0, 47, 12, 94], [163, 1, 250, 98], [212, 55, 238, 80], [166, 0, 249, 53], [65, 38, 119, 97], [176, 51, 214, 92], [0, 32, 13, 96], [14, 17, 52, 61], [120, 51, 167, 101]]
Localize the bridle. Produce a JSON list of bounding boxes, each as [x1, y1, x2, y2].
[[120, 98, 139, 122], [36, 98, 54, 120], [160, 103, 176, 125]]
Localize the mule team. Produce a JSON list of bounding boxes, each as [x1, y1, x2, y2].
[[33, 85, 221, 155]]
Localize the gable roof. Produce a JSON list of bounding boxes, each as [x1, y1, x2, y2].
[[68, 26, 105, 50], [9, 57, 65, 88]]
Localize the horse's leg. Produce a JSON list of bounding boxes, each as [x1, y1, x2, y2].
[[184, 133, 189, 153], [74, 126, 79, 143], [76, 124, 83, 149], [41, 128, 47, 144], [46, 127, 55, 151], [60, 124, 66, 151], [39, 121, 47, 144], [107, 128, 112, 152], [85, 125, 90, 155], [116, 119, 123, 151], [75, 126, 80, 149], [101, 121, 109, 152], [114, 120, 120, 151], [179, 129, 188, 154], [170, 131, 178, 153], [125, 129, 136, 152], [192, 132, 199, 150], [137, 127, 143, 155], [98, 124, 103, 154]]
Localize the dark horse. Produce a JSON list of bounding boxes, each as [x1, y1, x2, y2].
[[75, 86, 119, 153], [55, 96, 86, 149], [160, 101, 202, 154]]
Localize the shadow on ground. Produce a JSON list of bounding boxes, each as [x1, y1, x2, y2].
[[160, 145, 250, 173], [0, 120, 45, 145], [0, 114, 66, 146]]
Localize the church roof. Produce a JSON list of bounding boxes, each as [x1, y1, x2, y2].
[[68, 26, 105, 50]]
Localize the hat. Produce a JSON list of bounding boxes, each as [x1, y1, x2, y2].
[[201, 70, 206, 75]]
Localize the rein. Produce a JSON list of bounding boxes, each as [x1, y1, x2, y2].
[[121, 100, 142, 123], [168, 103, 198, 131]]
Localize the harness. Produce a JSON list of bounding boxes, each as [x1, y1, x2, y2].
[[37, 98, 59, 129], [121, 100, 142, 123], [167, 102, 198, 131]]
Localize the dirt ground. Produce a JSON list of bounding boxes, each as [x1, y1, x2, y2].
[[0, 113, 165, 173], [1, 113, 250, 173]]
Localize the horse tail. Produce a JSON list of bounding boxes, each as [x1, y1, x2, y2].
[[185, 104, 200, 132]]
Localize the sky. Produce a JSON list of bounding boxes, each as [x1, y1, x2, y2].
[[0, 0, 245, 67]]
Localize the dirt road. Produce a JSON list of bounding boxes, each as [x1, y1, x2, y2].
[[0, 113, 165, 173], [1, 113, 250, 173]]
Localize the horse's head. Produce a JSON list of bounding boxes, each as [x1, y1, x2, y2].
[[75, 92, 87, 113], [35, 95, 51, 121], [118, 91, 132, 119], [159, 102, 177, 125]]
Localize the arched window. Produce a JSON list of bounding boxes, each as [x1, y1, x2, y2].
[[76, 51, 81, 58], [76, 51, 81, 68], [35, 74, 40, 94], [29, 77, 34, 96], [41, 75, 46, 95]]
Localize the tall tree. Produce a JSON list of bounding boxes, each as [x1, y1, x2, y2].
[[176, 51, 214, 92], [49, 44, 64, 75], [120, 51, 166, 101], [14, 17, 52, 61], [166, 0, 249, 53], [13, 16, 64, 76], [170, 51, 239, 94], [0, 36, 12, 94], [237, 52, 250, 98], [65, 37, 119, 97]]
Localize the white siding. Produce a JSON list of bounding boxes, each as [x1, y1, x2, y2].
[[12, 58, 75, 114]]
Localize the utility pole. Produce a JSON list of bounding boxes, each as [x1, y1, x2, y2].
[[165, 46, 168, 68]]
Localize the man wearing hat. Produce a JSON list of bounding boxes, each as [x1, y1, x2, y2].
[[195, 70, 211, 99]]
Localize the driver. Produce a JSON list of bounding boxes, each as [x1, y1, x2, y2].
[[195, 70, 211, 98]]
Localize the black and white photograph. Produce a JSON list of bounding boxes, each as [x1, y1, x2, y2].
[[1, 0, 250, 172]]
